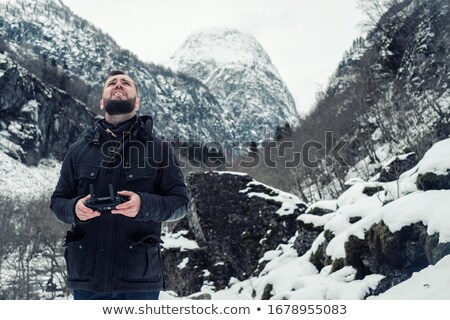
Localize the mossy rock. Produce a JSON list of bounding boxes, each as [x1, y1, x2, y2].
[[367, 221, 408, 269], [330, 258, 345, 273], [344, 235, 370, 279], [309, 243, 332, 271], [425, 233, 450, 264], [309, 244, 325, 270], [324, 229, 335, 242], [416, 171, 450, 191]]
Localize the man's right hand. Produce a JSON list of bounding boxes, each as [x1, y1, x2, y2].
[[75, 195, 101, 221]]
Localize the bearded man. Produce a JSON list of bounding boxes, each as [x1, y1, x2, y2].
[[51, 70, 188, 300]]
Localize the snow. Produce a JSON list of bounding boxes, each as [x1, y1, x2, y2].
[[169, 27, 277, 73], [370, 255, 450, 300], [161, 230, 199, 251], [214, 170, 249, 176], [304, 138, 450, 261], [207, 138, 450, 299], [326, 190, 450, 259], [0, 151, 60, 199], [208, 236, 383, 300], [305, 199, 337, 213], [242, 180, 306, 216], [177, 257, 189, 269], [410, 138, 450, 176]]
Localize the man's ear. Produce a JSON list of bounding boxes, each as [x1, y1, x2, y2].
[[135, 98, 140, 110], [100, 99, 104, 110]]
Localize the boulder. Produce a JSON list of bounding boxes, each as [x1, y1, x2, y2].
[[162, 171, 307, 296]]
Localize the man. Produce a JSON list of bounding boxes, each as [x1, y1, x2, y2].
[[51, 70, 188, 300]]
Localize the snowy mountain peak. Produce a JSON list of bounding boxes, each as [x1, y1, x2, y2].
[[169, 27, 298, 142], [170, 27, 278, 75]]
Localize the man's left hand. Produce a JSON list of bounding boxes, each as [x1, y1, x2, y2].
[[111, 190, 141, 218]]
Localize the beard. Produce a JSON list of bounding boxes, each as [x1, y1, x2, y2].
[[104, 98, 135, 115]]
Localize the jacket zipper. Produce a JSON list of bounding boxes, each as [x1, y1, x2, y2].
[[108, 136, 125, 292]]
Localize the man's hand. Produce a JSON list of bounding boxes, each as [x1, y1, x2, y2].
[[111, 191, 141, 218], [75, 195, 101, 221]]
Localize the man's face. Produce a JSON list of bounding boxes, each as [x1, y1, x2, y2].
[[100, 74, 140, 115]]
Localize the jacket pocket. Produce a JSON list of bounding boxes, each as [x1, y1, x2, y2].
[[124, 235, 163, 282], [75, 164, 100, 197], [63, 232, 86, 281], [125, 165, 156, 181], [75, 164, 100, 180], [124, 164, 157, 192]]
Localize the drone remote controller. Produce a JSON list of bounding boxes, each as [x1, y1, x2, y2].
[[85, 184, 128, 211]]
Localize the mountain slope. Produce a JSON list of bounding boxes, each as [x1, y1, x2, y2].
[[0, 51, 95, 164], [173, 138, 450, 299], [289, 0, 450, 201], [169, 27, 299, 142], [0, 0, 235, 143]]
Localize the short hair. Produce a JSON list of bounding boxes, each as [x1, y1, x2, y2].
[[105, 70, 139, 97]]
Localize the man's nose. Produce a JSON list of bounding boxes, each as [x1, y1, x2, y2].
[[115, 82, 124, 89]]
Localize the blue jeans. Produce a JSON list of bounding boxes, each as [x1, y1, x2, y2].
[[73, 290, 160, 300]]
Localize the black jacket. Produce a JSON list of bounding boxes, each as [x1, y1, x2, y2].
[[50, 116, 188, 293]]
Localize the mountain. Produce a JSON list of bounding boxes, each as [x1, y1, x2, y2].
[[2, 0, 449, 301], [169, 27, 299, 143], [289, 0, 450, 201], [0, 0, 236, 144], [159, 0, 450, 299]]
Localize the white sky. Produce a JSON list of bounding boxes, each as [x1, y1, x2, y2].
[[61, 0, 366, 113]]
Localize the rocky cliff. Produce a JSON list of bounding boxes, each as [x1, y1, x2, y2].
[[0, 51, 95, 165]]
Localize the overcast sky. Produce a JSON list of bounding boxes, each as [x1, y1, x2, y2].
[[61, 0, 366, 114]]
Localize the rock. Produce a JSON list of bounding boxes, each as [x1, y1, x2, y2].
[[261, 283, 273, 300], [189, 292, 212, 300], [293, 225, 322, 257], [378, 153, 418, 182], [362, 186, 384, 196], [416, 171, 450, 191], [342, 221, 450, 295], [0, 52, 95, 164], [163, 171, 306, 296], [366, 270, 411, 298]]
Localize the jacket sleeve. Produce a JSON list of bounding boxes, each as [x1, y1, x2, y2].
[[135, 143, 189, 222], [50, 145, 81, 226]]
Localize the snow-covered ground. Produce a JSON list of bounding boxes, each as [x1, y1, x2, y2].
[[163, 138, 450, 300], [0, 150, 60, 199], [2, 137, 450, 300], [369, 254, 450, 300]]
